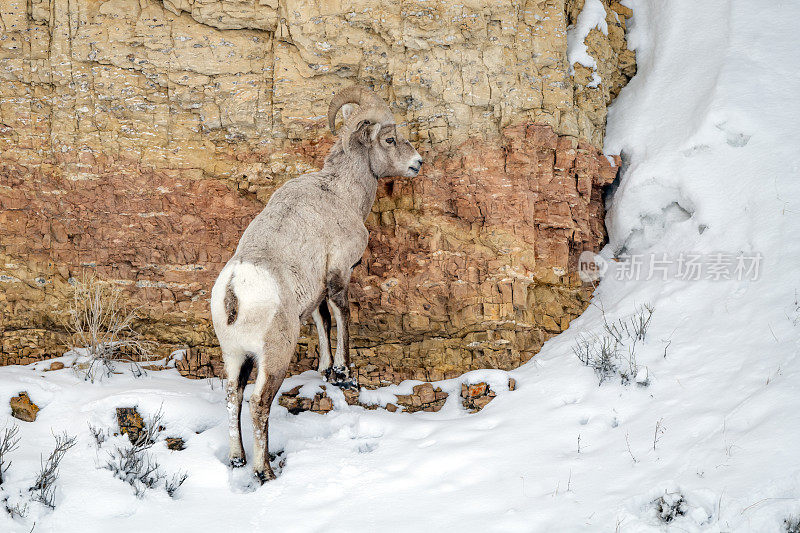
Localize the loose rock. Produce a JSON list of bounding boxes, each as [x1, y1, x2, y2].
[[10, 392, 39, 422], [395, 384, 448, 413], [166, 437, 186, 451], [279, 386, 335, 414], [116, 407, 145, 443], [461, 382, 499, 412]]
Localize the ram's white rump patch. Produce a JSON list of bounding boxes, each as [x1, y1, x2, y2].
[[210, 261, 281, 358]]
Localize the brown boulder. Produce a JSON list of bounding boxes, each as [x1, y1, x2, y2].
[[412, 383, 436, 404], [10, 392, 39, 422], [395, 383, 448, 413]]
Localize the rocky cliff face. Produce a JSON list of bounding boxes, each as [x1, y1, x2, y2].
[[0, 0, 635, 384]]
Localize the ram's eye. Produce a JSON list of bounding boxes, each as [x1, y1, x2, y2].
[[386, 137, 395, 145]]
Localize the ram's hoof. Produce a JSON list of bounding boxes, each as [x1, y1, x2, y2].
[[325, 366, 358, 389], [230, 456, 246, 468], [322, 366, 343, 382], [331, 377, 359, 390], [254, 469, 276, 484]]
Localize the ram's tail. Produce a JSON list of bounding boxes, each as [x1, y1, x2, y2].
[[223, 281, 239, 325]]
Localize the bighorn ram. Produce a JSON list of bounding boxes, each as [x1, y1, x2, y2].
[[210, 86, 423, 482]]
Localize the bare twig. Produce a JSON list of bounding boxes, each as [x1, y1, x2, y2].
[[631, 303, 654, 341], [790, 289, 800, 326], [165, 472, 188, 498], [0, 425, 20, 485], [30, 432, 77, 508], [740, 497, 796, 515], [3, 497, 28, 519], [88, 423, 107, 448], [653, 418, 666, 450], [625, 432, 638, 463]]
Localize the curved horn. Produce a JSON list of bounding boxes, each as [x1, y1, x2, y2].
[[327, 85, 390, 133], [355, 107, 394, 128]]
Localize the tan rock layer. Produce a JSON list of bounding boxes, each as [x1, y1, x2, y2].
[[0, 0, 633, 168]]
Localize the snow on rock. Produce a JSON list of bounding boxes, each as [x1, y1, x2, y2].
[[566, 0, 609, 87]]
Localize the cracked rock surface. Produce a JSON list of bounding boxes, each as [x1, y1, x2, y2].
[[0, 0, 634, 384]]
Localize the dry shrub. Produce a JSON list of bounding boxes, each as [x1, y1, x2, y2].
[[66, 275, 154, 381], [573, 303, 654, 386], [101, 410, 188, 498]]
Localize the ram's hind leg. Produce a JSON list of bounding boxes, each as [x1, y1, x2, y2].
[[250, 313, 297, 483], [249, 368, 284, 483], [225, 353, 253, 468]]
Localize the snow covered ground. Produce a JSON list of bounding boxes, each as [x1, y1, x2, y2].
[[1, 0, 799, 531]]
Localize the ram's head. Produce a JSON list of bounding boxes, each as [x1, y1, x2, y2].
[[328, 86, 423, 178]]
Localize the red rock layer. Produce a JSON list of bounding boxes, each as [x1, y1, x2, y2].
[[0, 124, 617, 385]]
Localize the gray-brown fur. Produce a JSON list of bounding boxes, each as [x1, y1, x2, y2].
[[210, 85, 423, 482], [248, 369, 285, 483]]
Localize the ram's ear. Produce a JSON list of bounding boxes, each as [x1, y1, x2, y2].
[[341, 104, 355, 122], [355, 119, 381, 145]]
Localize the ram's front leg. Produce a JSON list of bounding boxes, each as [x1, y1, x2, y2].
[[326, 270, 357, 389], [313, 302, 333, 375]]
